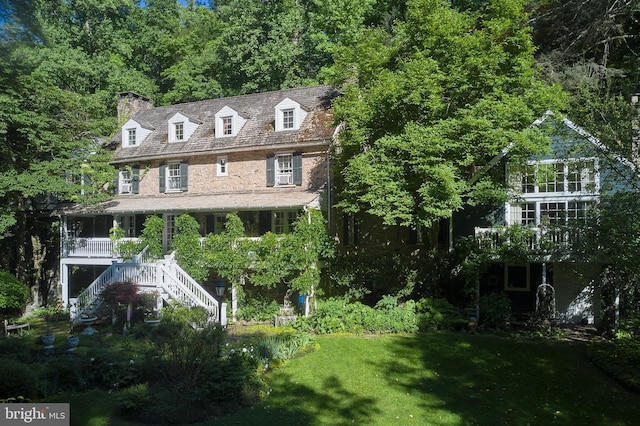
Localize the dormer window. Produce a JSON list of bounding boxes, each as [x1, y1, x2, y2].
[[283, 109, 294, 129], [174, 122, 184, 141], [223, 117, 233, 135], [122, 119, 153, 147], [168, 113, 199, 143], [127, 129, 137, 146], [215, 106, 247, 138], [275, 98, 308, 131]]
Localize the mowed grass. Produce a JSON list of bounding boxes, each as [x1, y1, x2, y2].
[[52, 332, 640, 425], [213, 333, 640, 426]]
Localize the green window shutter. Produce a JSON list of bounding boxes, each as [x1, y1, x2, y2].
[[293, 152, 302, 185], [180, 162, 188, 191], [132, 166, 140, 194], [159, 164, 166, 193], [266, 154, 275, 187]]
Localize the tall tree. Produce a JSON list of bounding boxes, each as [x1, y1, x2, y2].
[[330, 0, 563, 240]]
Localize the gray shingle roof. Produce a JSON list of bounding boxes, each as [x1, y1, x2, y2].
[[112, 85, 337, 163]]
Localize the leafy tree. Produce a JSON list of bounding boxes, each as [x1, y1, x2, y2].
[[173, 214, 208, 282], [330, 0, 563, 240]]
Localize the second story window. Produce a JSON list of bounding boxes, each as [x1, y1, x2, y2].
[[159, 162, 188, 193], [127, 128, 137, 146], [276, 154, 293, 185], [217, 156, 228, 177], [266, 152, 302, 187], [117, 166, 139, 194], [167, 163, 181, 191], [119, 170, 132, 194]]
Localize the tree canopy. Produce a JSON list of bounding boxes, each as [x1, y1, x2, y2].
[[331, 0, 563, 233]]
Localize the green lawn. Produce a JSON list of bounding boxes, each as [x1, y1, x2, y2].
[[213, 333, 640, 426], [53, 332, 640, 426]]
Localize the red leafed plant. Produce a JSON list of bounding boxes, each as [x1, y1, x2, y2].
[[100, 281, 141, 306]]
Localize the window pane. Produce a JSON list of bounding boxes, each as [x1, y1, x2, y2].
[[175, 122, 184, 140], [283, 109, 294, 129], [128, 129, 136, 145], [223, 117, 232, 135], [167, 163, 181, 190], [538, 163, 564, 193], [568, 160, 595, 192], [276, 154, 293, 185], [540, 202, 566, 224]]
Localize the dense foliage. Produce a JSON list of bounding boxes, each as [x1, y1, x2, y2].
[[0, 271, 30, 316], [331, 0, 562, 233]]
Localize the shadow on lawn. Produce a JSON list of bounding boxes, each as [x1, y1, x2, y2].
[[372, 333, 640, 425], [215, 371, 379, 426]]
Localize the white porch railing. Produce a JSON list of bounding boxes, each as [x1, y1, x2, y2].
[[474, 226, 584, 251], [63, 237, 140, 258], [71, 252, 220, 323]]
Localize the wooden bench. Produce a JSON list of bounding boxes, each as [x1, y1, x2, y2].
[[4, 319, 30, 335]]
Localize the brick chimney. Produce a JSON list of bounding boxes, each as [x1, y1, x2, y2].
[[117, 92, 152, 124]]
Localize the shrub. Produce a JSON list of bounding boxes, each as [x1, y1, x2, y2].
[[31, 306, 70, 322], [0, 271, 29, 316], [114, 383, 152, 414], [416, 297, 466, 331], [479, 292, 511, 328], [100, 281, 141, 307], [297, 297, 420, 334], [237, 296, 280, 322], [0, 358, 38, 399]]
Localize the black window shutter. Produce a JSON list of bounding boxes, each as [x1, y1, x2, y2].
[[159, 164, 166, 193], [132, 166, 140, 194], [293, 152, 302, 185], [114, 176, 119, 194], [266, 154, 275, 187], [180, 162, 188, 191]]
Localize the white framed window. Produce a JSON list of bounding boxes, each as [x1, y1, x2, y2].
[[275, 98, 307, 131], [119, 170, 132, 194], [273, 211, 298, 234], [127, 128, 137, 146], [276, 153, 293, 185], [118, 215, 136, 237], [505, 264, 530, 291], [509, 159, 598, 195], [167, 163, 181, 191], [222, 117, 232, 135], [214, 106, 246, 138], [174, 122, 184, 141], [282, 109, 294, 129], [122, 119, 153, 147], [168, 113, 198, 143], [509, 201, 595, 226], [217, 156, 228, 177]]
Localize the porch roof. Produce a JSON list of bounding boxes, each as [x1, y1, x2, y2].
[[63, 190, 322, 215]]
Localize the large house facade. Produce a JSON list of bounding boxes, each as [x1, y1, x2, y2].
[[59, 85, 338, 320]]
